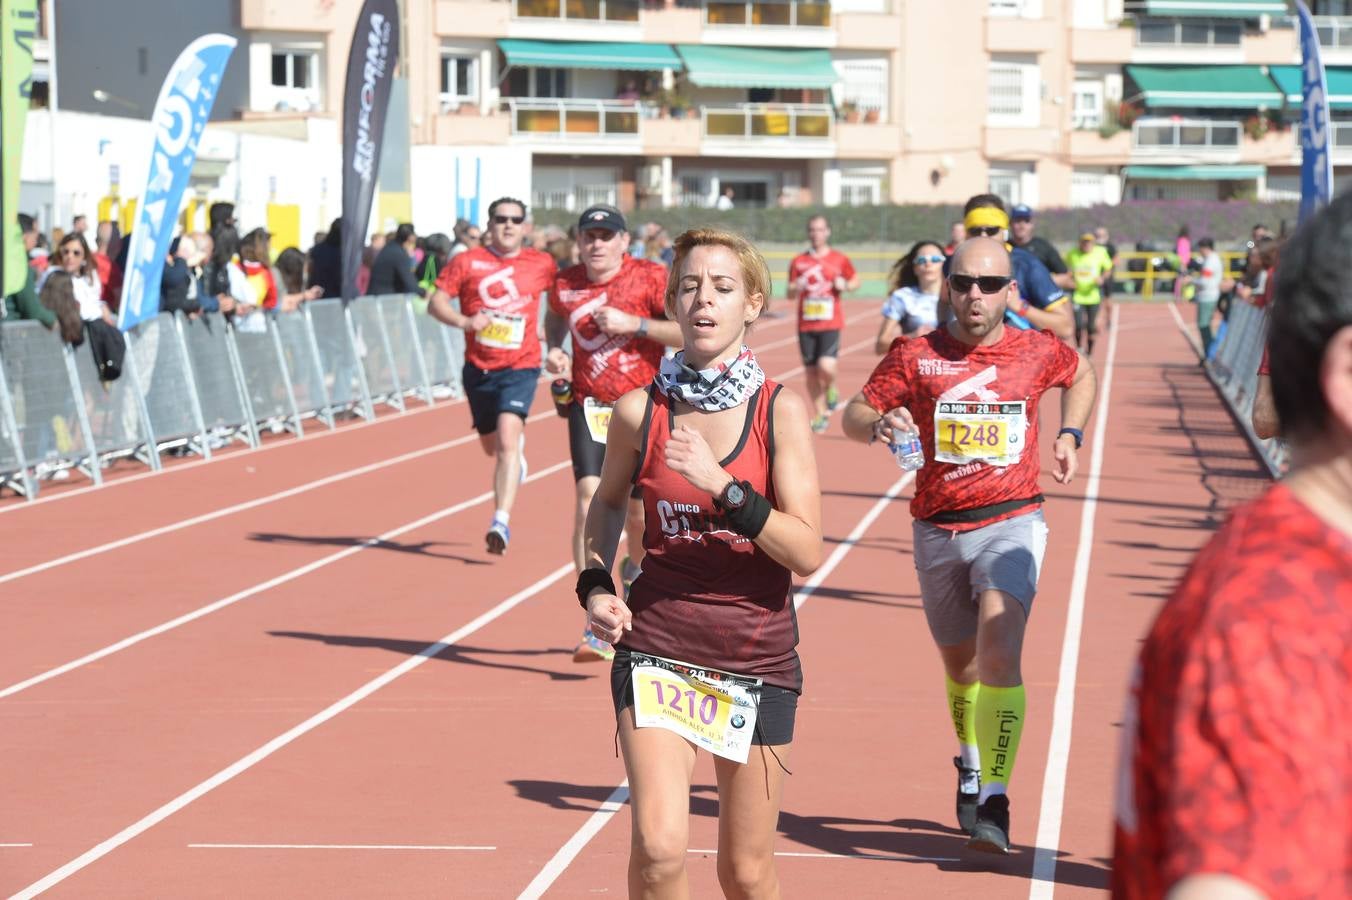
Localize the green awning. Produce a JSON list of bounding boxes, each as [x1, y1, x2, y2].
[[497, 39, 681, 71], [1128, 0, 1287, 17], [1125, 65, 1283, 109], [1123, 165, 1265, 180], [1269, 65, 1352, 110], [676, 45, 837, 89]]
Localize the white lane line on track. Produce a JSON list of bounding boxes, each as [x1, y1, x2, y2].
[[518, 471, 914, 899], [1, 843, 35, 847], [0, 411, 554, 587], [0, 308, 813, 517], [1166, 301, 1204, 358], [518, 783, 633, 900], [187, 844, 495, 851], [10, 562, 576, 900], [1028, 302, 1120, 898], [0, 460, 572, 701], [0, 310, 866, 586], [687, 849, 962, 863], [0, 340, 872, 701]]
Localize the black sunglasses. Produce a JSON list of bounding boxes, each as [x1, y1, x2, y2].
[[967, 226, 1004, 237], [948, 274, 1012, 294], [492, 215, 525, 225]]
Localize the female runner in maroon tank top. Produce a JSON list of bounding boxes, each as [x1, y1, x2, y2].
[[578, 228, 823, 898]]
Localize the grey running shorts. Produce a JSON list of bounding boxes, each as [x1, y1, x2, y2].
[[911, 509, 1049, 646]]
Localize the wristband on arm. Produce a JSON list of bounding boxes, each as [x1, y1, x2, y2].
[[1057, 427, 1084, 449], [576, 568, 617, 609]]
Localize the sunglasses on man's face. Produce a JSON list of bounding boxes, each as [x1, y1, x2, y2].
[[913, 254, 945, 265], [948, 274, 1012, 295], [492, 215, 525, 225], [967, 226, 1004, 238]]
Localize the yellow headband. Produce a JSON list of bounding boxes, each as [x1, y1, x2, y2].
[[964, 208, 1010, 231]]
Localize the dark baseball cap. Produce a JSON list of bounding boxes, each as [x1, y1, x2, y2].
[[1011, 204, 1034, 221], [577, 204, 626, 233]]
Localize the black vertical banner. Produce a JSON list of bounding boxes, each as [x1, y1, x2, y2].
[[341, 0, 399, 302]]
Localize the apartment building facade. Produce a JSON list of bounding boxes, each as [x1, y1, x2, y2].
[[21, 0, 1352, 242]]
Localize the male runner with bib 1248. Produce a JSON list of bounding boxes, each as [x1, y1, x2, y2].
[[544, 205, 683, 663], [843, 236, 1097, 855], [580, 228, 823, 897], [787, 215, 859, 433], [428, 197, 557, 555]]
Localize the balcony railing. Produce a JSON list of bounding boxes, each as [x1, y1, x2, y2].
[[512, 0, 640, 22], [1314, 16, 1352, 49], [1132, 117, 1241, 153], [704, 0, 831, 28], [1135, 19, 1242, 47], [504, 98, 644, 139], [1336, 121, 1352, 153], [701, 102, 833, 140]]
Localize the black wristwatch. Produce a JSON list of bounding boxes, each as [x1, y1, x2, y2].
[[715, 479, 749, 512]]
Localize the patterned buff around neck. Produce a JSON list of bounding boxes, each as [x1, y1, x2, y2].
[[655, 346, 766, 411]]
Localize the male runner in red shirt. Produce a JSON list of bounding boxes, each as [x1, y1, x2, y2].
[[544, 205, 682, 662], [429, 197, 557, 555], [787, 215, 858, 433], [842, 236, 1098, 855], [1112, 194, 1352, 900]]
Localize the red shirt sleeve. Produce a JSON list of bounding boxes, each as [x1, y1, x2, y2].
[[860, 342, 912, 414], [646, 263, 669, 318], [548, 272, 568, 317], [1039, 332, 1080, 392], [839, 252, 857, 281], [435, 252, 466, 300], [1257, 346, 1270, 377]]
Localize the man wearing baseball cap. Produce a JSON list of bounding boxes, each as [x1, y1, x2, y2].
[[1010, 204, 1072, 290], [1065, 232, 1113, 354], [544, 205, 682, 662]]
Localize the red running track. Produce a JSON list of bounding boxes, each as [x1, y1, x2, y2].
[[0, 302, 1271, 898]]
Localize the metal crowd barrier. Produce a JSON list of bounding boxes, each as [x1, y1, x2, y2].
[[0, 294, 465, 500], [1205, 295, 1284, 478]]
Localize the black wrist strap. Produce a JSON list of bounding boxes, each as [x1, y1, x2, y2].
[[724, 484, 773, 540], [576, 568, 617, 609]]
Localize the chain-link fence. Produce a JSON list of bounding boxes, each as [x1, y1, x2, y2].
[[0, 294, 465, 500]]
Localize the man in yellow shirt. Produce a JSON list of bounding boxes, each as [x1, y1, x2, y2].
[[1065, 232, 1112, 354]]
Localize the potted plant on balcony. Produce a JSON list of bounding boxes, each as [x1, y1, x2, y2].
[[657, 86, 691, 120], [839, 100, 860, 124], [863, 107, 880, 124], [1243, 113, 1271, 141]]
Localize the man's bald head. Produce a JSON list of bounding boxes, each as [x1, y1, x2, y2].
[[951, 236, 1012, 277]]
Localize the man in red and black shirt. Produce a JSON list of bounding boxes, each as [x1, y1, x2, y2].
[[843, 236, 1097, 855], [429, 196, 557, 555], [543, 205, 682, 663], [1112, 194, 1352, 900], [787, 215, 858, 433]]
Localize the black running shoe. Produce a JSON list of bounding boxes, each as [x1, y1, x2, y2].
[[953, 757, 981, 835], [967, 794, 1010, 855]]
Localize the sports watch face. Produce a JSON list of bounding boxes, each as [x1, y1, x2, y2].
[[723, 481, 747, 508]]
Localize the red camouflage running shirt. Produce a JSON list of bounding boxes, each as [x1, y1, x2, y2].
[[435, 245, 556, 371], [549, 256, 669, 403], [860, 326, 1079, 530], [1112, 484, 1352, 899], [789, 249, 855, 333]]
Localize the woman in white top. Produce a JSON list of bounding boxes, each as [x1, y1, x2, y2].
[[44, 232, 111, 324], [876, 239, 944, 353]]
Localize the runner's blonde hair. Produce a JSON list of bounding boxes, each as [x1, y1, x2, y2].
[[665, 228, 771, 322]]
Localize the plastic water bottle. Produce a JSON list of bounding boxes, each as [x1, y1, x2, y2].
[[550, 378, 573, 417], [889, 427, 925, 471]]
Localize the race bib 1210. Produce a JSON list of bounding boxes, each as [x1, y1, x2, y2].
[[630, 652, 762, 763]]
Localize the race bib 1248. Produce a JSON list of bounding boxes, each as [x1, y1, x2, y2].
[[933, 400, 1027, 467]]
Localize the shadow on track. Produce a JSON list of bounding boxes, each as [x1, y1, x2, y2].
[[249, 532, 491, 565], [267, 631, 590, 681]]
